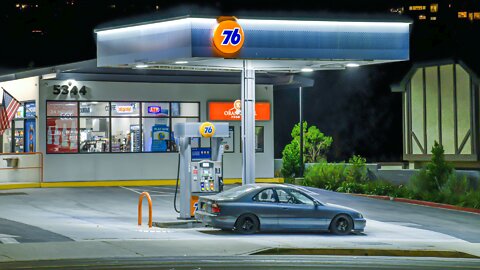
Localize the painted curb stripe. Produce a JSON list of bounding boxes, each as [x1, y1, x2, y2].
[[352, 193, 480, 214], [0, 178, 284, 190], [252, 248, 479, 258]]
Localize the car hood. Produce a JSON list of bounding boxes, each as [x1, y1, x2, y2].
[[324, 203, 359, 213]]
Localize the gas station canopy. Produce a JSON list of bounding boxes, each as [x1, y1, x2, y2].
[[95, 15, 410, 186], [95, 16, 410, 72]]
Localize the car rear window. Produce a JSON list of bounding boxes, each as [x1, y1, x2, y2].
[[217, 185, 258, 199]]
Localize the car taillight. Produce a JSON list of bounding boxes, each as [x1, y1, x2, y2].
[[211, 203, 221, 214]]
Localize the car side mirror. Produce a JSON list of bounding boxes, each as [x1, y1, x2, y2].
[[314, 200, 321, 207]]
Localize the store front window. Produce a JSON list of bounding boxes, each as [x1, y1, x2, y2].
[[111, 118, 140, 152], [80, 118, 110, 152], [79, 102, 109, 153], [46, 101, 199, 154]]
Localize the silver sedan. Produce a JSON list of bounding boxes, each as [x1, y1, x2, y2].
[[195, 184, 366, 234]]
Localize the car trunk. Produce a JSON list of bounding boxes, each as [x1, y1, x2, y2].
[[198, 196, 235, 214]]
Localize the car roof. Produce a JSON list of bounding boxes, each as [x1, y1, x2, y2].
[[243, 183, 296, 189]]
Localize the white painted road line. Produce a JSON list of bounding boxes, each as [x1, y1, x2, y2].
[[119, 186, 142, 194]]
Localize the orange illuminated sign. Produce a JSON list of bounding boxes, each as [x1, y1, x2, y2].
[[208, 100, 271, 121], [212, 17, 244, 56]]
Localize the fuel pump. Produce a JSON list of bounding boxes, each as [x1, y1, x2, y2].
[[174, 122, 229, 219]]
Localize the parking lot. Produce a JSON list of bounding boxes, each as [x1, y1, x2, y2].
[[0, 185, 479, 262]]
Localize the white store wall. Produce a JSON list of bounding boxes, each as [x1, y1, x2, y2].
[[39, 79, 274, 182]]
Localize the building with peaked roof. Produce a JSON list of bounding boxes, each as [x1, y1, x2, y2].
[[392, 59, 480, 168]]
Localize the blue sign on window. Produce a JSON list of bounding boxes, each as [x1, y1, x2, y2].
[[147, 106, 169, 116], [25, 102, 36, 118]]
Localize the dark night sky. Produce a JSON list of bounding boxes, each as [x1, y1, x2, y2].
[[1, 0, 480, 162]]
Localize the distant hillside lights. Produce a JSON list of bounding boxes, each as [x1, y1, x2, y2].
[[390, 2, 480, 22], [15, 3, 39, 10]]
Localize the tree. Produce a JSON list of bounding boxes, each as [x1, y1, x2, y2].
[[281, 139, 300, 178], [426, 141, 453, 191], [281, 122, 333, 178]]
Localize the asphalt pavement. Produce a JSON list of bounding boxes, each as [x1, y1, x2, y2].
[[0, 184, 479, 268], [300, 186, 480, 243]]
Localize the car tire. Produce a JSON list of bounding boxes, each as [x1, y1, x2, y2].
[[329, 214, 353, 235], [234, 214, 259, 234]]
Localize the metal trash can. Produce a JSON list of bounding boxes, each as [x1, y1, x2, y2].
[[3, 157, 19, 168]]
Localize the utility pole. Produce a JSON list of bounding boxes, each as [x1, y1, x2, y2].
[[299, 86, 304, 177]]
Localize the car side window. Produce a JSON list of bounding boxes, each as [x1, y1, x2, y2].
[[253, 188, 277, 203], [276, 189, 315, 206], [290, 190, 315, 206], [276, 189, 294, 204]]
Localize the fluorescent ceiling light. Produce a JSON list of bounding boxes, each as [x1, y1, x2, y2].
[[174, 61, 189, 64], [346, 63, 360, 67], [301, 68, 314, 72], [41, 73, 57, 80], [135, 64, 148, 68]]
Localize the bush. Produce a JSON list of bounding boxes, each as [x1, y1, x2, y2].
[[392, 185, 414, 199], [464, 190, 480, 209], [363, 180, 396, 196], [336, 181, 365, 194], [346, 155, 368, 183], [438, 173, 469, 205], [303, 162, 346, 190], [407, 141, 480, 209], [408, 169, 436, 201]]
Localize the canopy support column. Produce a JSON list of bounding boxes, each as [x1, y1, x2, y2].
[[241, 60, 256, 185], [178, 137, 191, 219]]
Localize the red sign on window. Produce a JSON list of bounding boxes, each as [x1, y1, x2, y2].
[[46, 118, 78, 153], [208, 100, 270, 121]]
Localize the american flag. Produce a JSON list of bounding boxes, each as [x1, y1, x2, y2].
[[0, 89, 21, 135]]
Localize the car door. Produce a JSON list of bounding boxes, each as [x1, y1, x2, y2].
[[275, 188, 327, 231], [249, 188, 282, 230]]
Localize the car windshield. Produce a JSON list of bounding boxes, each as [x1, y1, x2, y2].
[[217, 185, 258, 199]]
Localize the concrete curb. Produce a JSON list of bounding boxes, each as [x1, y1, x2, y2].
[[352, 194, 480, 214], [252, 248, 479, 258]]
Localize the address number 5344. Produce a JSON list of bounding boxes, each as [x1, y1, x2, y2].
[[53, 85, 87, 96]]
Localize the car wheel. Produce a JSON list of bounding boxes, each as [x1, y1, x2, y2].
[[329, 214, 353, 235], [234, 214, 259, 234]]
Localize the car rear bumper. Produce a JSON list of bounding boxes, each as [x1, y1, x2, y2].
[[353, 218, 366, 232], [195, 210, 235, 229]]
